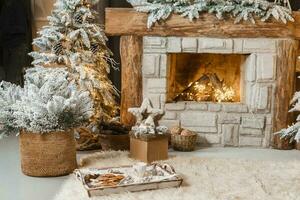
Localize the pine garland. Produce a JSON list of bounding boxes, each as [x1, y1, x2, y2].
[[127, 0, 294, 28]]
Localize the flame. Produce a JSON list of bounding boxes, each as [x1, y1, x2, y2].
[[214, 86, 235, 103], [175, 74, 236, 103]]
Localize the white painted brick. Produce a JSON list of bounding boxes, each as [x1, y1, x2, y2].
[[186, 103, 208, 110], [243, 39, 276, 53], [185, 126, 218, 133], [181, 112, 217, 127], [198, 38, 233, 53], [143, 37, 167, 53], [239, 136, 262, 147], [159, 120, 180, 129], [208, 103, 222, 112], [256, 54, 276, 81], [142, 77, 148, 99], [249, 84, 271, 112], [244, 54, 256, 82], [165, 102, 186, 111], [266, 116, 272, 125], [223, 104, 248, 113], [182, 38, 198, 52], [233, 39, 244, 53], [241, 116, 265, 129], [167, 37, 182, 52], [145, 78, 166, 94], [222, 124, 239, 146], [218, 114, 241, 124], [218, 124, 222, 134], [239, 127, 263, 136], [160, 94, 166, 110], [148, 94, 161, 109], [257, 86, 271, 111], [159, 54, 167, 77], [263, 125, 272, 148], [245, 82, 255, 107], [162, 111, 177, 120], [142, 54, 160, 77], [198, 133, 221, 144]]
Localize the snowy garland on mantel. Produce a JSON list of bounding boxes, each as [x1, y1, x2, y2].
[[127, 0, 294, 28]]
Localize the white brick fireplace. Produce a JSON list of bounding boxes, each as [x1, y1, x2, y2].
[[142, 36, 282, 148]]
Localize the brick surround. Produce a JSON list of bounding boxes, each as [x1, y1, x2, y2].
[[142, 36, 283, 148]]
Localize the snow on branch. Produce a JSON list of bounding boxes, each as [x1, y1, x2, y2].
[[128, 0, 294, 28]]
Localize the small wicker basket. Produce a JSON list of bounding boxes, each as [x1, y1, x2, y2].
[[171, 133, 197, 152]]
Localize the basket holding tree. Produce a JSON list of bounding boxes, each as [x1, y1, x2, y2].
[[0, 67, 94, 177]]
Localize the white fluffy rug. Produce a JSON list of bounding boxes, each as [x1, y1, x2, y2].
[[54, 151, 300, 200]]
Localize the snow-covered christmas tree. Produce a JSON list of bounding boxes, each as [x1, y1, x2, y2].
[[30, 0, 118, 129]]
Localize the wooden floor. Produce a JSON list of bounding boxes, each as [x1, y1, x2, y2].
[[1, 136, 299, 200]]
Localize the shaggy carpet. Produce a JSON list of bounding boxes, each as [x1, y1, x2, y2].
[[54, 151, 300, 200]]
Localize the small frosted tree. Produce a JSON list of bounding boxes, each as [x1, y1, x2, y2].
[[30, 0, 118, 129], [275, 85, 300, 143]]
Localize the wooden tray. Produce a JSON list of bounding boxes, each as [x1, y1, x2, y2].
[[74, 163, 183, 197]]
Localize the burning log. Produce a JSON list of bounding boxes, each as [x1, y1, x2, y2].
[[174, 73, 235, 103]]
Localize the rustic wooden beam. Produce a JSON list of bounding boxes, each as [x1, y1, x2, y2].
[[273, 39, 299, 138], [120, 35, 143, 126], [105, 8, 300, 39]]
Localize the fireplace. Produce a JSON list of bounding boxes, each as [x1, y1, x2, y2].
[[167, 53, 247, 103], [105, 8, 299, 149], [142, 36, 282, 148]]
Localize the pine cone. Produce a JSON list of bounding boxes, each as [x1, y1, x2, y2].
[[74, 12, 83, 24], [90, 42, 100, 54], [52, 42, 63, 55]]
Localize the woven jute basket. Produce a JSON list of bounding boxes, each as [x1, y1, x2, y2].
[[19, 130, 77, 177], [171, 134, 197, 152]]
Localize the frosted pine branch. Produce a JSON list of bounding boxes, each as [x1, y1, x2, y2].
[[276, 76, 300, 143], [0, 67, 94, 138], [128, 0, 294, 28], [29, 0, 119, 124]]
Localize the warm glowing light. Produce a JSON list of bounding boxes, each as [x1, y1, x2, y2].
[[175, 73, 236, 103], [214, 86, 235, 103]]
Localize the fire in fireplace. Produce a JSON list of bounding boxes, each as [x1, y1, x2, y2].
[[173, 73, 236, 103], [167, 53, 248, 103]]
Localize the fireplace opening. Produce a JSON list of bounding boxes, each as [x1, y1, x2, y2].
[[167, 53, 248, 103]]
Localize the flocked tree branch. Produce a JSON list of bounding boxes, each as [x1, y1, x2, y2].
[[127, 0, 294, 28], [275, 79, 300, 143], [0, 67, 94, 138], [29, 0, 118, 127]]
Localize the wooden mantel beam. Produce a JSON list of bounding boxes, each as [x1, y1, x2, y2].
[[105, 8, 300, 39]]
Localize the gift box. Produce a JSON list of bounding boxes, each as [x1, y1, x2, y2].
[[130, 134, 168, 163]]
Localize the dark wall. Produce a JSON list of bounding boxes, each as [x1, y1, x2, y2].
[[291, 1, 300, 10], [0, 0, 32, 85]]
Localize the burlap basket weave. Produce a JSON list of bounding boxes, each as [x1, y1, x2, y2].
[[19, 130, 77, 177], [171, 134, 197, 152]]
